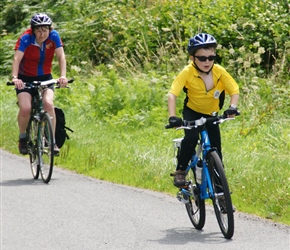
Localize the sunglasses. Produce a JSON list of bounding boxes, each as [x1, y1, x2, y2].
[[195, 55, 216, 62]]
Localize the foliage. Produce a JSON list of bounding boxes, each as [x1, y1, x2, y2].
[[1, 0, 289, 79], [0, 0, 290, 225]]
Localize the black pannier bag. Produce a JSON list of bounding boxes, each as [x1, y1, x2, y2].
[[54, 107, 73, 148]]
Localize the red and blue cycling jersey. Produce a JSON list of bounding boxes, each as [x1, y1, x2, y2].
[[14, 28, 63, 77]]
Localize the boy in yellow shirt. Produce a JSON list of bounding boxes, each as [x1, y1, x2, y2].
[[168, 33, 239, 187]]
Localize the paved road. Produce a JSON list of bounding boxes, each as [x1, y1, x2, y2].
[[1, 149, 289, 250]]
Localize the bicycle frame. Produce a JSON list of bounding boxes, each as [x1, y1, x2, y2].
[[186, 128, 216, 200], [30, 87, 44, 125]]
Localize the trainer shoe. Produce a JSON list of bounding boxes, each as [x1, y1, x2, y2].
[[173, 170, 186, 187], [54, 144, 60, 156], [18, 138, 28, 155]]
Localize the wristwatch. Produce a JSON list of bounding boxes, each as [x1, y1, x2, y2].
[[12, 76, 17, 80], [229, 104, 237, 109]]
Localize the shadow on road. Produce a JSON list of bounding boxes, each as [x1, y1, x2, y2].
[[0, 178, 50, 186], [151, 227, 232, 245]]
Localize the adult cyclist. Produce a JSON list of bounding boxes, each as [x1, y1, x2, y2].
[[167, 33, 240, 187], [11, 13, 68, 155]]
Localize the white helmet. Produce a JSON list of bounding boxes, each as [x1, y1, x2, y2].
[[30, 13, 52, 27], [187, 33, 217, 55]]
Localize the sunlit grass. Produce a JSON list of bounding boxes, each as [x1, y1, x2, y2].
[[1, 75, 289, 226]]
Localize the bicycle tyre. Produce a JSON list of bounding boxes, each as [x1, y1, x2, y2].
[[39, 112, 54, 183], [27, 118, 40, 179], [185, 169, 206, 230], [207, 151, 234, 239]]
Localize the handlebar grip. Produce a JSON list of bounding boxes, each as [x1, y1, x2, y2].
[[165, 124, 173, 129], [55, 79, 74, 89]]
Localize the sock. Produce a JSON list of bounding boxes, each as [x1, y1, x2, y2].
[[19, 133, 26, 139]]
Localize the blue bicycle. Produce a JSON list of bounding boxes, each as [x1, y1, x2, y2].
[[166, 113, 239, 239]]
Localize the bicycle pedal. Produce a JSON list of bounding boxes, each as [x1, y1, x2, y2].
[[179, 184, 189, 189], [176, 191, 189, 204]]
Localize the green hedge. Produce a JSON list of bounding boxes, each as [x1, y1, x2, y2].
[[1, 0, 289, 79]]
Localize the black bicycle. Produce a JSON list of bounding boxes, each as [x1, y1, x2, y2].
[[7, 79, 73, 183]]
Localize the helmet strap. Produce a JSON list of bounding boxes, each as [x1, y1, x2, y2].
[[192, 62, 214, 75]]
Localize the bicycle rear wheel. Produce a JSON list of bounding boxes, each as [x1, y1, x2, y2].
[[207, 151, 234, 239], [27, 118, 40, 179], [185, 169, 206, 230], [38, 112, 54, 183]]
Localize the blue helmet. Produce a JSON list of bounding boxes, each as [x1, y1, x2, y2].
[[30, 13, 52, 27], [187, 33, 217, 55]]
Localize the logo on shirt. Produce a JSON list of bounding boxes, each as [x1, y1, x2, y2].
[[214, 90, 220, 99], [46, 42, 53, 49]]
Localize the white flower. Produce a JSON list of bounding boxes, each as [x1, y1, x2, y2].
[[236, 57, 243, 64], [229, 59, 235, 65], [230, 24, 237, 29], [161, 28, 171, 32], [253, 42, 260, 47], [88, 84, 95, 92], [71, 65, 81, 73], [243, 61, 251, 68], [239, 46, 245, 53], [255, 57, 262, 64], [229, 48, 235, 54], [258, 47, 265, 54]]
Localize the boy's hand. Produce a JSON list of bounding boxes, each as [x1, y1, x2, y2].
[[169, 116, 183, 127], [224, 107, 238, 118]]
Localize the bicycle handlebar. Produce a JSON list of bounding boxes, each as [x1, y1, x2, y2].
[[165, 111, 240, 130], [6, 79, 74, 88]]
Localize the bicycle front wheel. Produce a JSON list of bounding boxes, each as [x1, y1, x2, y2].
[[207, 151, 234, 239], [185, 169, 206, 230], [27, 118, 40, 179], [38, 112, 54, 183]]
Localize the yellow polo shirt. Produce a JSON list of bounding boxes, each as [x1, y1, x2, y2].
[[169, 63, 239, 115]]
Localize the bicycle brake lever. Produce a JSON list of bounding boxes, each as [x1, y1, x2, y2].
[[214, 117, 235, 124], [55, 85, 71, 89], [176, 126, 192, 130]]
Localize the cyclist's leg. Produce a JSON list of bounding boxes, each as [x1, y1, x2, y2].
[[17, 92, 32, 134], [178, 130, 198, 169], [42, 88, 59, 155], [42, 88, 55, 133], [16, 90, 32, 154], [173, 107, 199, 187], [41, 73, 55, 131], [178, 107, 203, 169], [177, 109, 206, 227], [206, 122, 222, 161], [16, 74, 42, 137]]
